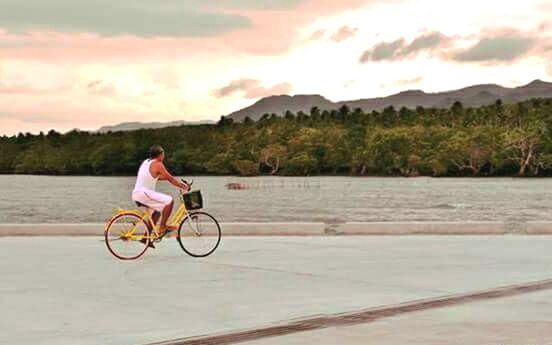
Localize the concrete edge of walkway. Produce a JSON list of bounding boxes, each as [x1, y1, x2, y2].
[[145, 278, 552, 345], [2, 221, 552, 236]]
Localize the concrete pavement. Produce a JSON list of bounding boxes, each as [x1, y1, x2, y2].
[[246, 288, 552, 345], [5, 221, 552, 236], [1, 236, 552, 345]]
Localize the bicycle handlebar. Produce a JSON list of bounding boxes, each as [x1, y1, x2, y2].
[[180, 178, 193, 188]]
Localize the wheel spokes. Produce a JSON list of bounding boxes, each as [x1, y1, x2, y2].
[[105, 214, 150, 260], [177, 212, 221, 257]]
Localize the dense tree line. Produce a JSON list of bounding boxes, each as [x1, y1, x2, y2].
[[2, 98, 552, 177]]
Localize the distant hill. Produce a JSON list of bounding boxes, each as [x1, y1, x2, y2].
[[97, 120, 215, 133], [225, 79, 552, 121], [226, 94, 335, 122]]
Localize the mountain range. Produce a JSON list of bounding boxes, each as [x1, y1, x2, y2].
[[95, 79, 552, 132], [225, 79, 552, 122], [96, 120, 215, 133]]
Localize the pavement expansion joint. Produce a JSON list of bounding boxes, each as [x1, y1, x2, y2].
[[144, 278, 552, 345]]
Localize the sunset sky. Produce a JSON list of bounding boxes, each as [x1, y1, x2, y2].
[[1, 0, 551, 135]]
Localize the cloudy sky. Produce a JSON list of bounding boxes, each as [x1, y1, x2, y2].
[[1, 0, 551, 135]]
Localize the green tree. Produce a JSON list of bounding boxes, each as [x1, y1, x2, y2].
[[232, 160, 259, 176], [2, 97, 552, 177], [502, 122, 546, 176], [287, 152, 317, 175], [260, 144, 288, 175], [438, 127, 495, 176], [205, 153, 233, 174]]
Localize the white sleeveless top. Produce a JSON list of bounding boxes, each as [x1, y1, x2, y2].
[[133, 159, 158, 192]]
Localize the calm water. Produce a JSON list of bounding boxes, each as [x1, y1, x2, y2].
[[1, 175, 552, 224]]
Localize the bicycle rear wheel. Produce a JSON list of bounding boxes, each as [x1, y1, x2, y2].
[[105, 213, 151, 260], [177, 211, 221, 257]]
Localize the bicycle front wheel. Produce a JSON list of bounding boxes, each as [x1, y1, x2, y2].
[[105, 213, 151, 260], [177, 211, 221, 257]]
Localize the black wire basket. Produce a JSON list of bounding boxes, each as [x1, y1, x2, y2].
[[182, 190, 203, 210]]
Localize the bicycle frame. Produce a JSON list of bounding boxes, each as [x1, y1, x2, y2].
[[109, 193, 190, 241]]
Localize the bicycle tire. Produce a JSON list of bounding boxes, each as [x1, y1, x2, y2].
[[176, 211, 221, 257], [105, 213, 152, 260]]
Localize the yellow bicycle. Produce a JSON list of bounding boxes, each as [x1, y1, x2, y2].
[[104, 180, 221, 260]]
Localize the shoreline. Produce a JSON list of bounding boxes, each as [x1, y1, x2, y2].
[[1, 173, 552, 178], [2, 221, 552, 236]]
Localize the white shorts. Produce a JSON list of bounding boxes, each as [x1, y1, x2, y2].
[[132, 189, 173, 212]]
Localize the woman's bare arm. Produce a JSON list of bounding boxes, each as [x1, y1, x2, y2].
[[152, 161, 189, 191]]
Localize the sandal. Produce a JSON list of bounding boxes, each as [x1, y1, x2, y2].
[[158, 225, 177, 237], [139, 238, 156, 249]]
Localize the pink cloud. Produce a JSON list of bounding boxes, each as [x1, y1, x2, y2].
[[0, 30, 220, 62], [396, 76, 423, 85], [330, 26, 358, 42], [0, 83, 36, 94], [151, 67, 181, 88], [218, 0, 366, 55], [449, 28, 540, 63], [0, 78, 69, 95], [0, 98, 163, 135], [87, 80, 117, 97], [214, 79, 260, 97], [0, 0, 384, 135], [538, 2, 552, 12], [538, 22, 550, 33], [309, 29, 325, 41], [0, 0, 368, 61], [245, 82, 292, 99], [214, 79, 292, 99]]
